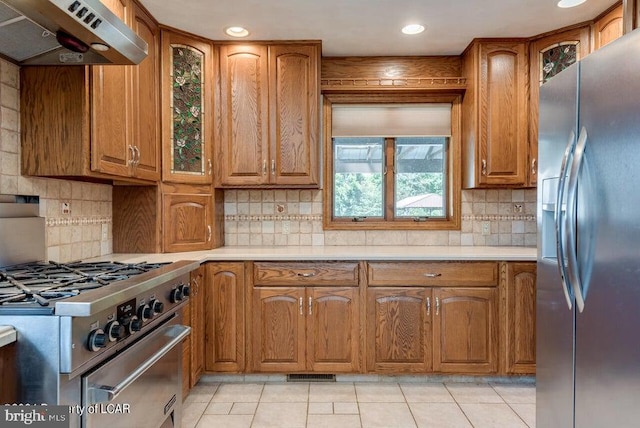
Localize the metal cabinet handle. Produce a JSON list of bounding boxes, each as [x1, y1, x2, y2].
[[435, 297, 440, 316], [262, 159, 267, 175], [299, 297, 303, 315], [208, 159, 212, 176], [207, 225, 212, 242], [481, 159, 487, 176], [133, 146, 140, 166], [297, 272, 316, 278], [423, 273, 442, 278], [531, 158, 537, 176], [271, 159, 275, 175], [308, 297, 313, 315], [128, 145, 135, 166], [87, 324, 190, 404], [426, 297, 431, 316]]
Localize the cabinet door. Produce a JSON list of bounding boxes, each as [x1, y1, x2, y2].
[[478, 41, 528, 186], [505, 262, 536, 374], [529, 26, 590, 187], [162, 32, 213, 184], [433, 287, 498, 373], [162, 193, 212, 252], [366, 288, 432, 373], [307, 287, 360, 372], [252, 288, 306, 372], [594, 4, 623, 50], [205, 262, 245, 372], [218, 45, 270, 186], [189, 265, 205, 386], [181, 302, 191, 399], [130, 3, 160, 181], [269, 44, 320, 186], [91, 0, 131, 177]]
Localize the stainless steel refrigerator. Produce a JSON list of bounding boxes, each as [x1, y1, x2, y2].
[[537, 29, 640, 427]]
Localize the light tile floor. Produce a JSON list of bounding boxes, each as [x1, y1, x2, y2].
[[182, 381, 535, 428]]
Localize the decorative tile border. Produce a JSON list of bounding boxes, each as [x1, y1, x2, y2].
[[462, 214, 536, 221], [225, 214, 323, 222], [46, 217, 112, 227], [225, 214, 535, 222]]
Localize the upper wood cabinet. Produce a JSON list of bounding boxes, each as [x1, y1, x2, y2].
[[529, 26, 590, 188], [594, 3, 624, 50], [462, 40, 529, 188], [21, 0, 160, 182], [216, 42, 321, 188], [162, 184, 223, 252], [161, 31, 214, 184]]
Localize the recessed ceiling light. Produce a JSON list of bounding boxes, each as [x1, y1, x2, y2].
[[225, 26, 249, 37], [557, 0, 587, 8], [401, 24, 425, 35]]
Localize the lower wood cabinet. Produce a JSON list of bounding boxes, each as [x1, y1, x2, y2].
[[434, 287, 498, 373], [503, 262, 536, 374], [367, 286, 498, 374], [181, 302, 191, 399], [0, 342, 17, 404], [189, 265, 205, 386], [251, 286, 360, 372], [205, 262, 246, 372], [367, 288, 432, 373]]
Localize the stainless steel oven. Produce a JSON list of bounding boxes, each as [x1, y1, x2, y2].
[[82, 318, 189, 428]]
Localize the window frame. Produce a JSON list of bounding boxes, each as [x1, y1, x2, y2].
[[323, 93, 462, 231]]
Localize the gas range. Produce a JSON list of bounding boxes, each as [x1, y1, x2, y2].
[[0, 196, 195, 427]]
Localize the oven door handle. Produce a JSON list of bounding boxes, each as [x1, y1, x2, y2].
[[87, 324, 190, 404]]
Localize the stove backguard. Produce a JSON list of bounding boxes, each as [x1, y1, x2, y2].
[[0, 195, 45, 267]]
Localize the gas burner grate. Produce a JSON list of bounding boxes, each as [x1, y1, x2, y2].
[[0, 261, 170, 307]]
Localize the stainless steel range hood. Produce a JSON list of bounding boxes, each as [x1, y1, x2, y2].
[[0, 0, 147, 65]]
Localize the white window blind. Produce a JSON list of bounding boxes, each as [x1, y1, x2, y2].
[[331, 103, 452, 137]]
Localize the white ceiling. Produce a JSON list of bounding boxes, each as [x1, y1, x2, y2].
[[140, 0, 619, 56]]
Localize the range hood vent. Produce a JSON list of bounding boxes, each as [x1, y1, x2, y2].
[[0, 0, 147, 65]]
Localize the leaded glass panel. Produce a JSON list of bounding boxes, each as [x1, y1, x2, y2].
[[540, 42, 579, 85], [171, 45, 205, 174]]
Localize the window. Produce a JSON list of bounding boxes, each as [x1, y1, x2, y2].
[[323, 94, 461, 230]]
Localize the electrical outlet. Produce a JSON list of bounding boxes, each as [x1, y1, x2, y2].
[[513, 204, 523, 213], [282, 221, 290, 235], [101, 224, 108, 241], [61, 202, 71, 215], [481, 221, 491, 235]]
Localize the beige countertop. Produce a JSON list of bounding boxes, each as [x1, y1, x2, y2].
[[0, 326, 16, 348], [92, 246, 536, 264]]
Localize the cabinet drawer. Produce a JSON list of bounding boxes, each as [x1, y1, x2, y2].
[[253, 262, 359, 286], [367, 262, 498, 287]]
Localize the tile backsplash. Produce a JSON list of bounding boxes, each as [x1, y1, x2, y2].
[[0, 59, 113, 262], [223, 188, 536, 247]]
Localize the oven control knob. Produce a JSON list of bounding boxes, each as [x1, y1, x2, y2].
[[129, 316, 143, 333], [105, 321, 124, 342], [170, 288, 183, 303], [88, 328, 107, 352], [138, 304, 153, 321], [150, 299, 164, 314], [180, 283, 191, 297]]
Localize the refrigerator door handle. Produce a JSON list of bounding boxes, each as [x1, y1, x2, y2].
[[555, 130, 577, 310], [566, 126, 588, 313]]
